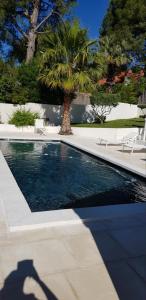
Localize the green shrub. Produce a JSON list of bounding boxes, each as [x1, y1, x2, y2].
[[9, 109, 39, 127]]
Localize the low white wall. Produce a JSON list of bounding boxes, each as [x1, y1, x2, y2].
[[0, 124, 143, 140], [0, 102, 139, 124], [0, 124, 59, 134]]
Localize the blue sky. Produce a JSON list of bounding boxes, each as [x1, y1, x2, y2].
[[73, 0, 109, 38]]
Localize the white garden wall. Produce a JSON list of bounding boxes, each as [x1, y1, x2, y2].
[[0, 103, 62, 125], [106, 103, 139, 121], [0, 102, 139, 125], [71, 103, 139, 123]]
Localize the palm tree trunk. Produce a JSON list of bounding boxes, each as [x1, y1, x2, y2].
[[59, 95, 72, 135]]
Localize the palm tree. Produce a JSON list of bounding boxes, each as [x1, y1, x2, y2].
[[38, 21, 101, 135]]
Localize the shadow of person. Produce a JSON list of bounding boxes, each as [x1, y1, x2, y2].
[[0, 260, 58, 300]]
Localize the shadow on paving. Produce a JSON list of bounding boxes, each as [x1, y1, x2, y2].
[[0, 260, 58, 300], [75, 208, 146, 300], [0, 219, 146, 300]]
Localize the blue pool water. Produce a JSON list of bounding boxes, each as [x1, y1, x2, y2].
[[0, 140, 146, 212]]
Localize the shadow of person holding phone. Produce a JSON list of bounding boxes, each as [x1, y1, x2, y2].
[[0, 260, 58, 300]]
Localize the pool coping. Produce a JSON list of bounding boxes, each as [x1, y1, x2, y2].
[[0, 137, 146, 231]]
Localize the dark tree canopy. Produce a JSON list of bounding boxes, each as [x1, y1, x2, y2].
[[100, 0, 146, 65]]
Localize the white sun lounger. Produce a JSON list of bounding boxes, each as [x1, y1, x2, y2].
[[97, 132, 138, 148], [122, 141, 146, 153]]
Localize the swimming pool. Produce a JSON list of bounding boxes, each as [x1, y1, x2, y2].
[[0, 140, 145, 212]]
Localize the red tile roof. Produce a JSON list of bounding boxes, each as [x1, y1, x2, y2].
[[98, 70, 145, 86]]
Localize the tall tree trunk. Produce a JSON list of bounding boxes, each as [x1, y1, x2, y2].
[[59, 95, 72, 135], [26, 0, 40, 63], [26, 31, 37, 63]]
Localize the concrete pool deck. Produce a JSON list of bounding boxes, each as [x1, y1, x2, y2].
[[0, 131, 146, 299]]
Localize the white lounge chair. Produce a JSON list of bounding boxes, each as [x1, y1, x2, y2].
[[122, 141, 146, 153], [97, 132, 138, 148], [34, 119, 47, 135]]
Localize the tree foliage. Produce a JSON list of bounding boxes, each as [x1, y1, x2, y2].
[[96, 36, 129, 84], [0, 61, 35, 103], [111, 77, 146, 104], [100, 0, 146, 65], [0, 61, 23, 103], [0, 0, 76, 62], [17, 61, 41, 102], [0, 59, 64, 104]]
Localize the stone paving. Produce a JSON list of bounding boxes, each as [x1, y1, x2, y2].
[[1, 204, 146, 300], [0, 132, 146, 299]]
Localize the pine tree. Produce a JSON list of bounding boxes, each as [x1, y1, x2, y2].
[[100, 0, 146, 66], [0, 0, 76, 63]]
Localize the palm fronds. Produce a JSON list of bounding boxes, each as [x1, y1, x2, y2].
[[38, 20, 101, 95]]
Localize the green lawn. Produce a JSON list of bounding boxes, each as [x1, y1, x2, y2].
[[71, 118, 144, 128]]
